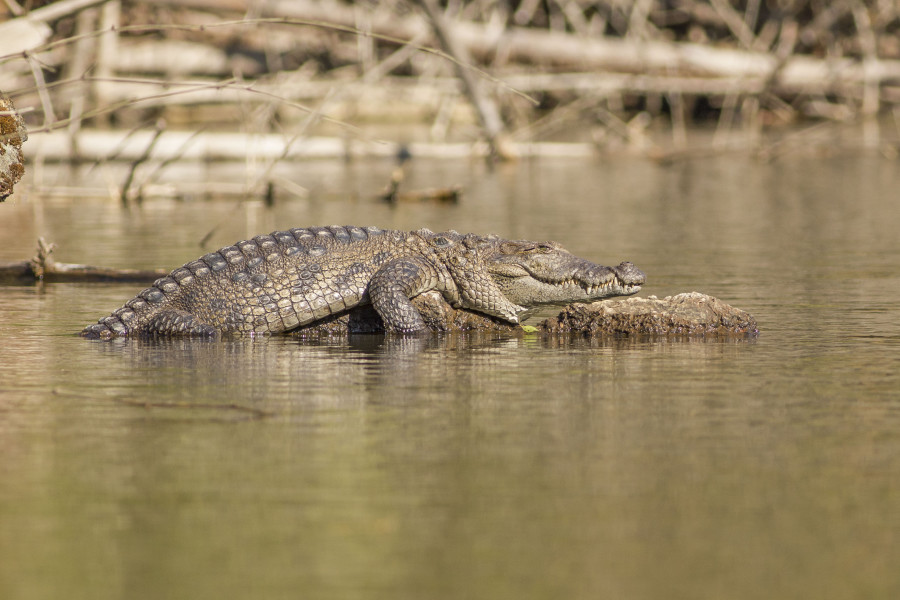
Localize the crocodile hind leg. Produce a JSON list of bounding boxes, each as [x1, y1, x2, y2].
[[144, 309, 221, 337], [368, 258, 437, 333]]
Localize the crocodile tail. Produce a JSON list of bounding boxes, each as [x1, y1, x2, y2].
[[80, 274, 181, 339], [80, 311, 133, 339], [81, 309, 220, 339]]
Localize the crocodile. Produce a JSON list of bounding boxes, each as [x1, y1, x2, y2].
[[81, 225, 645, 339]]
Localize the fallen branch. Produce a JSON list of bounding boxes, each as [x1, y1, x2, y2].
[[0, 238, 168, 283], [379, 162, 461, 204], [120, 119, 164, 204], [419, 0, 515, 160]]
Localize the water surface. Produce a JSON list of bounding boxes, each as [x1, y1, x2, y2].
[[1, 155, 899, 599]]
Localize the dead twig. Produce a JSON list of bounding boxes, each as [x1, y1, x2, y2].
[[0, 237, 168, 283], [120, 119, 164, 205], [418, 0, 516, 160], [0, 17, 538, 107]]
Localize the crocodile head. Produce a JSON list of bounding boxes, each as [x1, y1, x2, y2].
[[483, 239, 645, 306]]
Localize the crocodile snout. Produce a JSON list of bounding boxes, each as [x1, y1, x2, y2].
[[612, 262, 646, 286]]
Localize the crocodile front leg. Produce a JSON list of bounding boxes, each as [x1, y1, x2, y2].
[[446, 256, 526, 324], [368, 257, 441, 332]]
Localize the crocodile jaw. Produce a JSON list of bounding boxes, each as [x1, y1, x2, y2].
[[496, 274, 641, 306], [488, 261, 645, 306], [539, 277, 642, 302]]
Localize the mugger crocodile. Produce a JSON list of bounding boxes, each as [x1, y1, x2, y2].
[[81, 225, 645, 339]]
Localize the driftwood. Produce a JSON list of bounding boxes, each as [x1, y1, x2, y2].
[[379, 164, 461, 204], [0, 238, 167, 283], [26, 129, 597, 163]]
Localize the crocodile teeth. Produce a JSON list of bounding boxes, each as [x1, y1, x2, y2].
[[581, 279, 620, 295], [553, 277, 625, 295]]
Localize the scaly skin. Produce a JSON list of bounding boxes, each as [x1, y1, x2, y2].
[[485, 239, 645, 305], [81, 226, 645, 339]]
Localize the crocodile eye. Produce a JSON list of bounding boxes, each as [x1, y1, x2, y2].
[[537, 244, 553, 253], [431, 236, 452, 247]]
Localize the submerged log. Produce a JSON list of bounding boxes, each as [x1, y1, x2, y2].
[[539, 292, 759, 336], [291, 291, 758, 337]]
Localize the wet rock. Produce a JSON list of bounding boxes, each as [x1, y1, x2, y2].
[[291, 291, 758, 337], [539, 292, 758, 336], [0, 93, 27, 201]]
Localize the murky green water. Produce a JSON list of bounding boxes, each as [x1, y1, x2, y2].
[[2, 155, 899, 599]]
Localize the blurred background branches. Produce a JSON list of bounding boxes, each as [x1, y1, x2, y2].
[[2, 0, 899, 168]]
